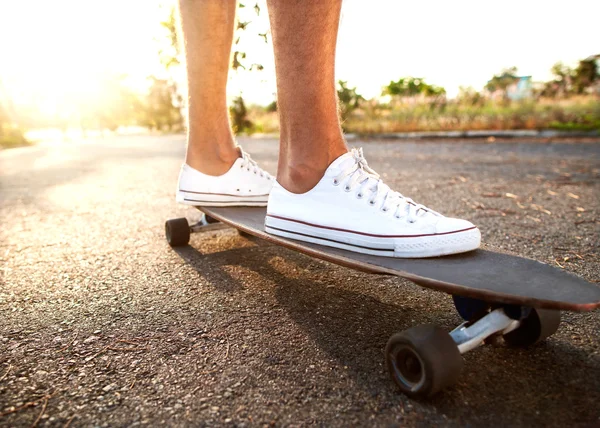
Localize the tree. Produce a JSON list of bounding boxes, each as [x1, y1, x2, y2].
[[158, 6, 182, 70], [382, 77, 446, 98], [140, 77, 184, 131], [231, 2, 267, 72], [337, 80, 364, 123], [485, 67, 519, 96], [541, 58, 598, 97], [573, 57, 598, 94], [265, 100, 277, 112], [229, 95, 253, 134], [542, 62, 574, 97]]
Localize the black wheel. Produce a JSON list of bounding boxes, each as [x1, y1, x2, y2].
[[503, 308, 561, 347], [385, 324, 463, 398], [165, 218, 190, 247], [204, 214, 219, 224], [452, 295, 491, 321]]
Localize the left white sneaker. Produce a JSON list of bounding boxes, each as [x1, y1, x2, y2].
[[176, 149, 274, 206], [265, 148, 481, 258]]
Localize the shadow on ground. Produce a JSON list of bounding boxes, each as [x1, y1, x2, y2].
[[174, 236, 600, 425]]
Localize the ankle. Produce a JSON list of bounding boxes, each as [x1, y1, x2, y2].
[[277, 148, 347, 193], [186, 140, 240, 176], [277, 165, 320, 194]]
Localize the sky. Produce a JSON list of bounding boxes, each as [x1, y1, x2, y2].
[[1, 0, 598, 107], [336, 0, 599, 98]]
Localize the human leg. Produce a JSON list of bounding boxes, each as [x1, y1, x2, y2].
[[176, 0, 273, 206], [265, 0, 480, 257], [178, 0, 239, 176], [266, 0, 348, 194]]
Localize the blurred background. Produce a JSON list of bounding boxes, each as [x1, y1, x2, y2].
[[1, 0, 599, 149]]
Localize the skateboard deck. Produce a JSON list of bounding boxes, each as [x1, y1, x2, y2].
[[197, 206, 600, 312]]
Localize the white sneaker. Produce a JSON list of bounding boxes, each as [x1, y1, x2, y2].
[[265, 148, 481, 258], [176, 149, 274, 206]]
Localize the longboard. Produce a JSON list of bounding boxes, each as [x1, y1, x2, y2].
[[196, 206, 600, 312], [165, 206, 600, 398]]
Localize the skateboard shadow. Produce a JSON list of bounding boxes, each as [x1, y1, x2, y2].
[[173, 244, 248, 293], [172, 235, 428, 388], [174, 235, 600, 426]]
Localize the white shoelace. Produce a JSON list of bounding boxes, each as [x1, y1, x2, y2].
[[239, 148, 272, 180], [333, 148, 437, 223]]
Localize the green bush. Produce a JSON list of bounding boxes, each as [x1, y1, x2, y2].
[[230, 95, 253, 134]]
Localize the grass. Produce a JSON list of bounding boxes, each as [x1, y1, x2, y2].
[[245, 96, 600, 135], [344, 96, 600, 134]]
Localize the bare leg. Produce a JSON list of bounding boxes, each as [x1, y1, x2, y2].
[[178, 0, 239, 176], [267, 0, 348, 193]]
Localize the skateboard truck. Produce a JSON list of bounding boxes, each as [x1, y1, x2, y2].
[[450, 308, 520, 354], [189, 214, 226, 233]]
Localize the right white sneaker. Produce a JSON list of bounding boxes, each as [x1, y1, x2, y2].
[[176, 148, 274, 206], [265, 148, 481, 258]]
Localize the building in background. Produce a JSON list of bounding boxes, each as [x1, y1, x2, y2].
[[507, 76, 533, 101]]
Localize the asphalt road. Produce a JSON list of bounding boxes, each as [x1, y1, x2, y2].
[[1, 135, 599, 427]]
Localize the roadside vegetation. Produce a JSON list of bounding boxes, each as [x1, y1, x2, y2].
[[342, 95, 600, 134], [0, 3, 597, 148], [243, 60, 599, 135]]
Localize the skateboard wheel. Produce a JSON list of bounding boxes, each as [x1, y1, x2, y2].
[[385, 324, 463, 398], [165, 218, 190, 247], [204, 214, 219, 224], [503, 308, 561, 347]]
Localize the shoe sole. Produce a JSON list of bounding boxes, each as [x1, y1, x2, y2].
[[176, 190, 268, 207], [265, 215, 481, 258]]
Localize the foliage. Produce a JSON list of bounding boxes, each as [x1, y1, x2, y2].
[[573, 58, 598, 94], [485, 67, 519, 93], [457, 86, 485, 106], [551, 62, 573, 84], [158, 6, 181, 70], [232, 2, 267, 72], [541, 62, 574, 97], [244, 103, 279, 134], [139, 77, 184, 131], [265, 100, 277, 113], [541, 58, 598, 97], [341, 96, 600, 134], [154, 2, 266, 135], [337, 80, 364, 124], [484, 67, 519, 99], [382, 77, 446, 98], [230, 95, 253, 134]]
